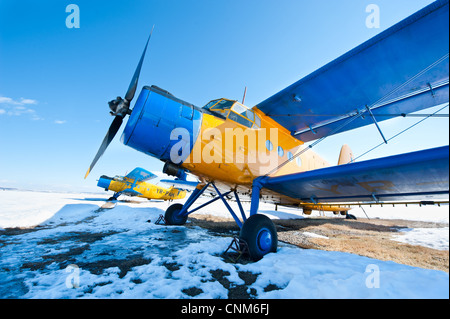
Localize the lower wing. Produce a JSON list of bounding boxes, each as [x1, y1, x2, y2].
[[259, 146, 449, 204]]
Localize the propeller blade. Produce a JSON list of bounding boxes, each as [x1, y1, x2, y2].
[[85, 27, 154, 179], [124, 25, 154, 102], [84, 115, 123, 179]]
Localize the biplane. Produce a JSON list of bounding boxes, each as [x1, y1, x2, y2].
[[97, 167, 187, 201], [85, 0, 449, 260]]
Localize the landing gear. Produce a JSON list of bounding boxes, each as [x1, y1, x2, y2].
[[164, 203, 187, 225], [162, 179, 278, 261], [108, 192, 120, 201], [239, 214, 277, 261]]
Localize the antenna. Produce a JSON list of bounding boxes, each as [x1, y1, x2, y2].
[[242, 86, 247, 104]]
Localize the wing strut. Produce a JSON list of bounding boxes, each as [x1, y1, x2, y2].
[[365, 105, 387, 144], [352, 103, 449, 162]]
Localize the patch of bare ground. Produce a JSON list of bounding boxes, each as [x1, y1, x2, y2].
[[189, 214, 449, 272]]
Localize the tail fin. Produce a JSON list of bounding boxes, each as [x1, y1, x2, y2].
[[338, 144, 353, 165]]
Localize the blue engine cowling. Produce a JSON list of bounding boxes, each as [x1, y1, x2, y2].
[[120, 86, 202, 163], [97, 175, 112, 190]]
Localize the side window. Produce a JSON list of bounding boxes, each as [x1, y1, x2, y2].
[[277, 146, 284, 157], [296, 156, 302, 167], [266, 140, 273, 151], [287, 152, 293, 161]]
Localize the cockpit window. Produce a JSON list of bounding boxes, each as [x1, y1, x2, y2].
[[214, 99, 234, 110], [228, 112, 253, 128], [204, 99, 261, 129], [113, 176, 125, 182], [203, 99, 220, 109], [254, 114, 261, 128], [206, 99, 234, 111], [231, 102, 246, 116], [203, 99, 235, 118], [228, 102, 257, 128]]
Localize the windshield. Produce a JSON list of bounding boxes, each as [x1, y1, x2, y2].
[[208, 99, 235, 111], [203, 99, 261, 129], [203, 99, 235, 118], [113, 176, 125, 182], [203, 99, 220, 109]]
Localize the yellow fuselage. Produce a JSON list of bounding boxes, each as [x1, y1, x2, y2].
[[178, 102, 348, 212], [182, 109, 329, 186], [108, 178, 187, 201]]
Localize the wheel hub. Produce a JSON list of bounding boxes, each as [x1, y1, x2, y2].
[[257, 228, 272, 252]]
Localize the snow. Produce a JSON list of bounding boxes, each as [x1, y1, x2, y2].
[[301, 231, 329, 240], [392, 227, 449, 251], [0, 189, 448, 299]]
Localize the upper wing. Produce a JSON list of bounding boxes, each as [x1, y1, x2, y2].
[[254, 0, 449, 142], [258, 146, 449, 204], [125, 167, 157, 182]]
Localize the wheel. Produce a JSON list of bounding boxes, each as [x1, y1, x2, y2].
[[164, 203, 187, 225], [239, 214, 277, 261], [346, 213, 357, 220]]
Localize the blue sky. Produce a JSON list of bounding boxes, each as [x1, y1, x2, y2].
[[0, 0, 447, 192]]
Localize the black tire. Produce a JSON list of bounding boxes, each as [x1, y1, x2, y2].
[[239, 214, 277, 261], [346, 213, 357, 220], [164, 203, 187, 225]]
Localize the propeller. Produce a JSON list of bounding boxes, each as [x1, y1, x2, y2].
[[84, 26, 154, 179]]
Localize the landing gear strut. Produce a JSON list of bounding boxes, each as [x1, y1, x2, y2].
[[163, 180, 278, 261]]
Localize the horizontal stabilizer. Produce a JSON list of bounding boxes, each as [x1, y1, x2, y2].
[[259, 146, 449, 203], [160, 179, 199, 191]]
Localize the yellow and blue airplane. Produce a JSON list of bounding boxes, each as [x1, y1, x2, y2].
[[97, 167, 187, 201], [85, 1, 449, 260]]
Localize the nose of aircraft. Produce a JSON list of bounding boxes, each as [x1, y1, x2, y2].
[[97, 175, 112, 190], [120, 85, 202, 164]]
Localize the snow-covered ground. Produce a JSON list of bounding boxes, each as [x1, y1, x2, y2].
[[0, 189, 448, 299]]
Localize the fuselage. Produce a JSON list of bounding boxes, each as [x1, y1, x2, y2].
[[121, 85, 330, 190], [98, 175, 187, 201]]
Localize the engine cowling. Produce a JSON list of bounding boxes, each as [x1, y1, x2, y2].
[[121, 85, 202, 163]]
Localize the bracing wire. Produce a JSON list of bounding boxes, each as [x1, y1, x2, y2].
[[263, 52, 449, 177], [349, 103, 449, 163]]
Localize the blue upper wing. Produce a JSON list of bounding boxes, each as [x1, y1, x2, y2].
[[259, 146, 449, 203], [254, 0, 449, 142], [125, 167, 157, 182]]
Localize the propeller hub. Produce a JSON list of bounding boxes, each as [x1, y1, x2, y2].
[[108, 97, 131, 118]]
